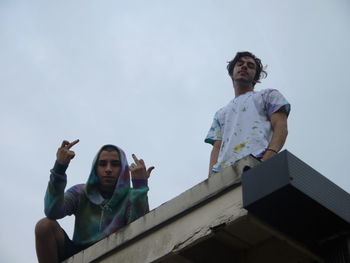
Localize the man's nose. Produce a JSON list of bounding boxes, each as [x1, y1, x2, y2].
[[105, 163, 112, 173]]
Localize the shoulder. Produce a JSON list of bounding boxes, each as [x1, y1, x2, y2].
[[67, 184, 85, 195], [216, 99, 235, 114], [215, 106, 226, 116], [262, 88, 287, 96], [257, 88, 281, 95], [257, 89, 290, 116], [256, 89, 287, 100]]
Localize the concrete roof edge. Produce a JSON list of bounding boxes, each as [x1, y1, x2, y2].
[[66, 155, 260, 262]]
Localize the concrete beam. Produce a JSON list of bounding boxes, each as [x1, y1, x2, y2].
[[64, 154, 321, 263]]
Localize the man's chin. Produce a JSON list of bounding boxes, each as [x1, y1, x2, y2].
[[100, 179, 117, 187], [235, 78, 252, 83]]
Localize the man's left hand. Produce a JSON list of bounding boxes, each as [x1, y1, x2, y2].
[[261, 149, 277, 161], [129, 154, 154, 179]]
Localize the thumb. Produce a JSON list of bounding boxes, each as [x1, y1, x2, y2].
[[147, 166, 155, 176]]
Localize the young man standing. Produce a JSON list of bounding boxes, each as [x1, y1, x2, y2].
[[35, 139, 154, 262], [205, 51, 290, 175]]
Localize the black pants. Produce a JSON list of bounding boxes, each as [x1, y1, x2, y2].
[[60, 230, 92, 261]]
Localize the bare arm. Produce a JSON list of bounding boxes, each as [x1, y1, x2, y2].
[[262, 111, 288, 160], [209, 140, 222, 176]]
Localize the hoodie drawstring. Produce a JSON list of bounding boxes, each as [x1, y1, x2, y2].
[[99, 204, 112, 231]]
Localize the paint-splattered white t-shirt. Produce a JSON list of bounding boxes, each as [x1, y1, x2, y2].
[[205, 89, 290, 173]]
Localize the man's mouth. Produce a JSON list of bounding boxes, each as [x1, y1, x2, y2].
[[103, 176, 115, 180]]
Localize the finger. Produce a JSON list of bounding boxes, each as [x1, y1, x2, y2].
[[67, 150, 75, 157], [147, 166, 155, 176], [67, 139, 79, 149], [132, 154, 140, 164], [139, 159, 146, 168], [61, 140, 69, 148]]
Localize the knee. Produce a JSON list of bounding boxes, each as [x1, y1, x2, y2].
[[35, 218, 59, 238]]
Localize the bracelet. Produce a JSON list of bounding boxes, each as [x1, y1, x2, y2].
[[266, 148, 278, 154]]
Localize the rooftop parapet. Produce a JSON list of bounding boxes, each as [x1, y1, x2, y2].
[[65, 151, 350, 263]]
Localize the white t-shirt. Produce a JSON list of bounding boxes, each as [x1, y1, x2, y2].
[[205, 89, 290, 173]]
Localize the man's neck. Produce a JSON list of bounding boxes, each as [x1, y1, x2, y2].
[[233, 82, 254, 97], [99, 187, 114, 199]]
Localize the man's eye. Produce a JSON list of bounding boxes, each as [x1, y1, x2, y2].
[[248, 63, 255, 68], [98, 161, 107, 167], [111, 161, 121, 167]]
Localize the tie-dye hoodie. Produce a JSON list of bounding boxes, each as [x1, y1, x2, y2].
[[44, 145, 149, 246]]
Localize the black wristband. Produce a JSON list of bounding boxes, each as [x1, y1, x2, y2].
[[266, 148, 278, 154]]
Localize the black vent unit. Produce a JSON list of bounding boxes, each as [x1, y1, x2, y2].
[[242, 150, 350, 260]]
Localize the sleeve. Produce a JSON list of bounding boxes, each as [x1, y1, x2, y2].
[[44, 161, 81, 219], [204, 111, 223, 145], [125, 179, 149, 224], [263, 89, 291, 117]]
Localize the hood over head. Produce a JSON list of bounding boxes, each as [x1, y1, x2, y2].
[[84, 144, 130, 206]]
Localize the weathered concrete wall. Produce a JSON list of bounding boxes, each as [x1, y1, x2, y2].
[[64, 155, 321, 263], [99, 187, 245, 263]]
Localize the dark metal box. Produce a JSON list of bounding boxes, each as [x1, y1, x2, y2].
[[242, 150, 350, 254]]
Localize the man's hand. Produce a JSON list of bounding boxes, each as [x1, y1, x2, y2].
[[209, 140, 222, 176], [56, 139, 79, 165], [261, 149, 277, 161], [129, 154, 154, 179]]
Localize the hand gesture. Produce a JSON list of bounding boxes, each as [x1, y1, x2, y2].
[[129, 154, 154, 180], [56, 139, 79, 165]]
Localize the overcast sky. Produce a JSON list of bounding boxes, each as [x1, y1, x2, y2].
[[1, 0, 349, 262]]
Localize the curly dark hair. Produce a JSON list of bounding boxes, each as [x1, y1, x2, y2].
[[227, 51, 267, 85]]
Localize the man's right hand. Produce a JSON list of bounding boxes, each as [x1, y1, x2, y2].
[[56, 139, 79, 165]]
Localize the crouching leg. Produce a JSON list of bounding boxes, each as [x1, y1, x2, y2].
[[35, 218, 65, 263]]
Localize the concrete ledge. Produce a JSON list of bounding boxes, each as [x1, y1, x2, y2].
[[64, 155, 260, 263], [64, 154, 323, 262]]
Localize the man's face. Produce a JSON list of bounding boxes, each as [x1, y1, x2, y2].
[[96, 150, 121, 190], [231, 56, 257, 84]]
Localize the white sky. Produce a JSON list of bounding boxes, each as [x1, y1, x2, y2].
[[1, 0, 349, 262]]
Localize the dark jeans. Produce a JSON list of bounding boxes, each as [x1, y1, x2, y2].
[[60, 230, 92, 261]]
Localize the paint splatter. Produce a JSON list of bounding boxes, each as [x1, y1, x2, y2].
[[233, 141, 247, 151]]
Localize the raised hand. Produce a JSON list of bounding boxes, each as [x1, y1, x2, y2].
[[129, 154, 154, 180], [56, 139, 79, 165]]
